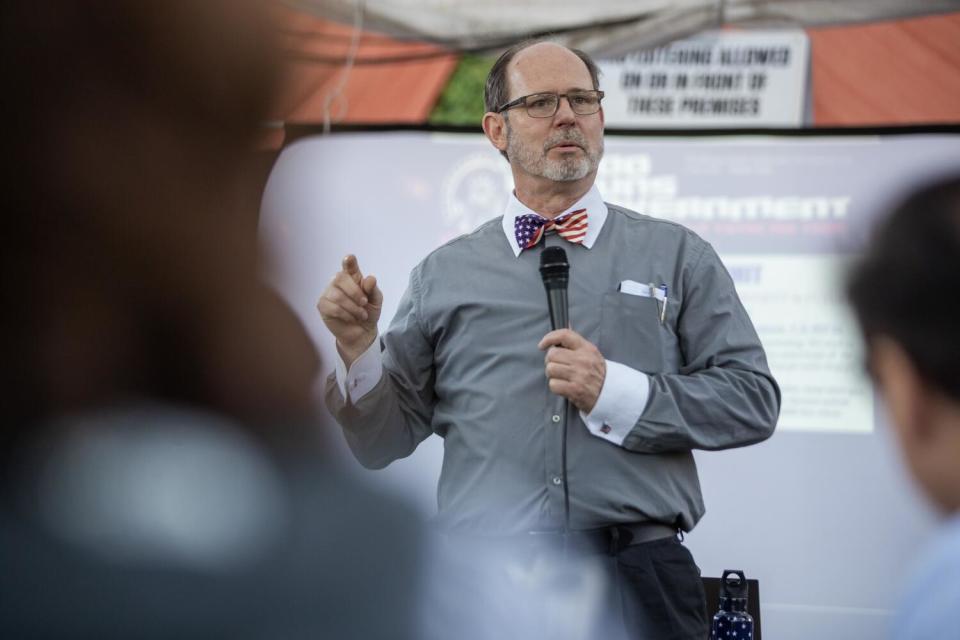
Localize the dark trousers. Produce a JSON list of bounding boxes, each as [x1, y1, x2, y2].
[[613, 535, 709, 640], [430, 531, 708, 640]]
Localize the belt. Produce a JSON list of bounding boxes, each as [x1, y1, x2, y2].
[[523, 522, 678, 556]]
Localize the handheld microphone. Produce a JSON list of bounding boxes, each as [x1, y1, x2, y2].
[[539, 245, 572, 536], [539, 246, 569, 330]]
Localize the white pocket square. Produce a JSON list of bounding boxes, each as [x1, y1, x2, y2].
[[619, 280, 666, 301]]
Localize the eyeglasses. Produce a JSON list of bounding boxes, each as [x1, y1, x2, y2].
[[496, 90, 605, 118]]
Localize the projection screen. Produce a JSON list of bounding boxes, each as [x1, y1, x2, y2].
[[260, 129, 960, 640]]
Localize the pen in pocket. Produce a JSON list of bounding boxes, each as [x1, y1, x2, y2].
[[647, 282, 668, 324], [659, 284, 668, 324]]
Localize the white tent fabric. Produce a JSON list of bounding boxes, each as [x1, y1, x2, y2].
[[290, 0, 960, 56]]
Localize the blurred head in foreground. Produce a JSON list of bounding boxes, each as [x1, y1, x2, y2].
[[0, 0, 320, 455], [847, 175, 960, 514], [0, 3, 423, 638]]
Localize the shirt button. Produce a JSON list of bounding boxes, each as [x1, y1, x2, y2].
[[551, 415, 561, 423], [552, 476, 562, 486]]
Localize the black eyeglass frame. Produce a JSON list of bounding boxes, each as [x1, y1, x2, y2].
[[495, 90, 605, 118]]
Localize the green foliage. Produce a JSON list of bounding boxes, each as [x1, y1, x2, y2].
[[429, 54, 494, 127]]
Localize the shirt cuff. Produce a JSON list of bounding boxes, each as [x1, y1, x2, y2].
[[334, 338, 383, 402], [580, 360, 650, 446]]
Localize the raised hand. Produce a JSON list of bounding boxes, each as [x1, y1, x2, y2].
[[317, 255, 383, 367]]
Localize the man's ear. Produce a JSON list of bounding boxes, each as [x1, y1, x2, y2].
[[872, 336, 934, 443], [482, 111, 508, 155]]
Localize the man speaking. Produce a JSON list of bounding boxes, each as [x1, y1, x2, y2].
[[319, 40, 779, 639]]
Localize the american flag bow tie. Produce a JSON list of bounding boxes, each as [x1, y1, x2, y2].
[[514, 209, 588, 251]]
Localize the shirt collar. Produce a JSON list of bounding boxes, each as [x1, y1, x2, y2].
[[501, 184, 609, 257]]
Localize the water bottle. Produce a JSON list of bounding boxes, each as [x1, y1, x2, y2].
[[710, 570, 754, 640]]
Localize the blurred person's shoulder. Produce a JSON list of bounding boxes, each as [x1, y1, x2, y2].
[[0, 404, 425, 640], [892, 514, 960, 639]]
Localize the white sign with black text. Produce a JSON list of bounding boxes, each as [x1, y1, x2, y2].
[[598, 30, 810, 128]]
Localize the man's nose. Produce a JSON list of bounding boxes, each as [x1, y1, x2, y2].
[[553, 95, 577, 125]]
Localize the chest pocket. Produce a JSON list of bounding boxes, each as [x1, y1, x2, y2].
[[598, 291, 665, 373]]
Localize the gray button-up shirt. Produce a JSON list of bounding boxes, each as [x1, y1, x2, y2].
[[326, 200, 780, 535]]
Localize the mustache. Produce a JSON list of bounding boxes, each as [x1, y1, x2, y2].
[[543, 131, 587, 151]]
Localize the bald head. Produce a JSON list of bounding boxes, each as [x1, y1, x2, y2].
[[484, 40, 600, 114]]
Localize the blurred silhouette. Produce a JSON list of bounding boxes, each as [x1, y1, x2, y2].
[[846, 175, 960, 640], [0, 1, 423, 638]]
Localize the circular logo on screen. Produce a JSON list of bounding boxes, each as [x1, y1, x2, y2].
[[442, 153, 513, 237]]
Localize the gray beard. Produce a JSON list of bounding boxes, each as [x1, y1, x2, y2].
[[506, 125, 603, 182]]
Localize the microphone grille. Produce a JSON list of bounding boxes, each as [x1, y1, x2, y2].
[[540, 246, 568, 269], [539, 246, 569, 286]]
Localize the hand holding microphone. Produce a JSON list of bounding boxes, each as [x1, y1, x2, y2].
[[317, 254, 383, 367], [539, 330, 606, 414], [538, 247, 606, 414]]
